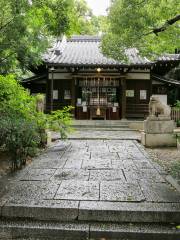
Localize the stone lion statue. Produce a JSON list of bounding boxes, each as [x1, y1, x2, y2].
[[149, 96, 171, 117], [36, 94, 45, 113]]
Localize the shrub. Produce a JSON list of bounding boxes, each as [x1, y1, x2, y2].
[[48, 106, 74, 140], [0, 75, 40, 170], [0, 115, 40, 170], [174, 100, 180, 109], [0, 75, 73, 170], [170, 161, 180, 180]]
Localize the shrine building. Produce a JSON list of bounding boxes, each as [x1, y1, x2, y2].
[[23, 35, 180, 120]]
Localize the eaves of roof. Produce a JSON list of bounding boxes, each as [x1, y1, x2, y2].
[[45, 62, 152, 68], [22, 74, 47, 83], [152, 74, 180, 86]]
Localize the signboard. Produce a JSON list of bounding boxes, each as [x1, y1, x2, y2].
[[126, 90, 134, 97], [64, 90, 71, 100], [140, 90, 147, 100], [53, 90, 58, 100]]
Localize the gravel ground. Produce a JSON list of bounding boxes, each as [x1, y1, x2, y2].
[[146, 147, 180, 184]]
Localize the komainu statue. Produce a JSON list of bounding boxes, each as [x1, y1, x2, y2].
[[36, 94, 45, 113], [149, 96, 171, 117]]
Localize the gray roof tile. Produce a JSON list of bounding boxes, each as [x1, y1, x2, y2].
[[158, 54, 180, 61], [44, 36, 150, 66]]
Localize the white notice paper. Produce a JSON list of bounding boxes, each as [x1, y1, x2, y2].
[[83, 106, 87, 112], [77, 98, 82, 105], [53, 90, 58, 100], [113, 107, 117, 113]]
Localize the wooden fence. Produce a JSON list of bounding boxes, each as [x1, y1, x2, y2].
[[171, 108, 180, 122]]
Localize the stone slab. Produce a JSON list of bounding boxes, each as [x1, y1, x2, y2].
[[166, 175, 180, 193], [2, 200, 79, 221], [89, 169, 125, 181], [63, 158, 83, 169], [144, 119, 175, 134], [111, 160, 128, 170], [141, 132, 177, 147], [2, 181, 59, 203], [0, 220, 89, 240], [82, 158, 112, 169], [90, 152, 119, 160], [35, 151, 64, 161], [133, 160, 154, 169], [54, 181, 99, 200], [79, 201, 180, 223], [64, 151, 90, 159], [30, 158, 67, 169], [51, 169, 89, 181], [90, 222, 180, 240], [100, 181, 145, 202], [139, 181, 180, 203], [19, 169, 56, 181], [124, 169, 166, 183]]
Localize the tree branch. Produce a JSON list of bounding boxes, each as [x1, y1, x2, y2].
[[0, 18, 14, 32], [145, 14, 180, 36], [0, 52, 15, 64]]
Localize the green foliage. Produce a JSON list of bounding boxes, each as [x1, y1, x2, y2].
[[0, 75, 41, 170], [0, 116, 40, 170], [102, 0, 180, 62], [67, 0, 108, 35], [0, 0, 106, 75], [0, 0, 77, 75], [48, 106, 74, 140], [172, 101, 180, 127], [174, 100, 180, 109], [0, 75, 74, 170], [170, 161, 180, 180]]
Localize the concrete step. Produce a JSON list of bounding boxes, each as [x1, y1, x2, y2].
[[1, 200, 180, 224], [0, 219, 179, 240]]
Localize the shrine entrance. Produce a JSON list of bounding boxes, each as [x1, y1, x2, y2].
[[75, 76, 122, 120]]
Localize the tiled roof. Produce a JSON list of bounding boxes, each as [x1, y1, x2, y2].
[[125, 48, 151, 65], [157, 53, 180, 61], [43, 36, 151, 66], [152, 74, 180, 86]]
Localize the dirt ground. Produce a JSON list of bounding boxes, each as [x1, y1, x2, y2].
[[147, 147, 180, 183]]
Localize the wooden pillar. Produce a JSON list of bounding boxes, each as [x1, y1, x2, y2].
[[71, 77, 76, 117], [50, 72, 54, 112], [45, 69, 49, 113], [121, 77, 127, 120], [49, 69, 55, 112]]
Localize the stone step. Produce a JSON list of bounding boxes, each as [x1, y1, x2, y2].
[[0, 219, 179, 240], [74, 127, 132, 131], [73, 125, 130, 128], [1, 200, 180, 224]]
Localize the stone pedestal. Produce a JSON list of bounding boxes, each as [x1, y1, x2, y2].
[[141, 116, 176, 147], [46, 130, 52, 146]]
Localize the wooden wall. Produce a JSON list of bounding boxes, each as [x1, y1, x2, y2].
[[126, 79, 151, 118]]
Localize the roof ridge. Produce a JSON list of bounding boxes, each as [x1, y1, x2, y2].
[[67, 35, 101, 42]]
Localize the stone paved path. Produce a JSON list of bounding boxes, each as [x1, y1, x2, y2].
[[0, 137, 179, 207], [0, 129, 180, 240]]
